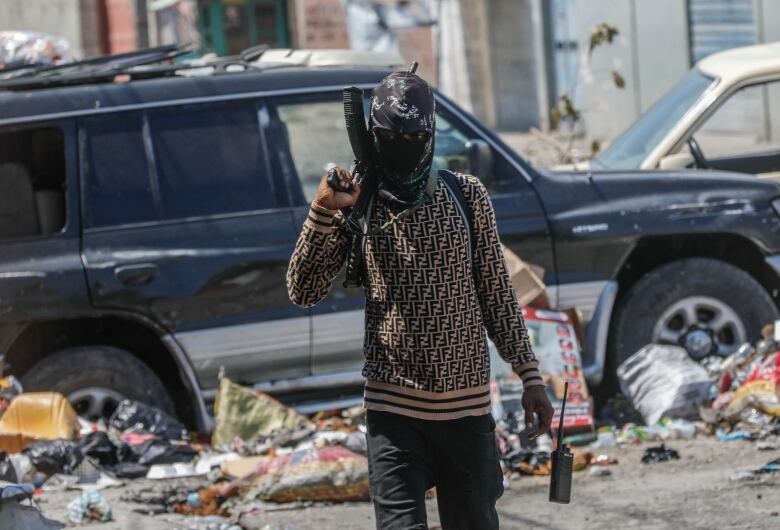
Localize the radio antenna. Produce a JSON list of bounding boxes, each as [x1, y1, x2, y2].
[[556, 381, 568, 449]]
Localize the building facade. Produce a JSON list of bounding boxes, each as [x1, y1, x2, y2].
[[562, 0, 780, 141]]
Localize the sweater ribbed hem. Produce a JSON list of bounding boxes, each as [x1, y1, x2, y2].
[[362, 380, 492, 421]]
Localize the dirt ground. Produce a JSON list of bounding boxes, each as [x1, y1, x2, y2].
[[30, 436, 779, 530]]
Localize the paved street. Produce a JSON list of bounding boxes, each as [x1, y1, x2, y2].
[[36, 437, 779, 529]]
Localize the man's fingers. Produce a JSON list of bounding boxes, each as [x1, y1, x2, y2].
[[524, 407, 534, 431]]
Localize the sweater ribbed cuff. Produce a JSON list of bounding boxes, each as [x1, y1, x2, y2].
[[513, 361, 545, 388], [305, 202, 339, 233]]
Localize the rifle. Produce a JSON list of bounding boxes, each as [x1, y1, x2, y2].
[[327, 87, 379, 234], [327, 62, 419, 288], [327, 86, 379, 287]]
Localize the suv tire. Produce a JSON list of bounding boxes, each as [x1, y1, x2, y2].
[[21, 345, 176, 420], [611, 258, 779, 369]]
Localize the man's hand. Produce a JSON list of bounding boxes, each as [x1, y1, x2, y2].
[[522, 386, 554, 440], [313, 167, 361, 210]]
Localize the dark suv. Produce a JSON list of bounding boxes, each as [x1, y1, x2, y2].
[[2, 49, 780, 429]]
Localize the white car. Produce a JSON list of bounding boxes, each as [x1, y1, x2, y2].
[[588, 41, 780, 181]]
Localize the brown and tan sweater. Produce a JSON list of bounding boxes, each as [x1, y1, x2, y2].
[[287, 172, 543, 420]]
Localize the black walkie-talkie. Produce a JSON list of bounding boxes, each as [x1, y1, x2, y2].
[[549, 381, 573, 504]]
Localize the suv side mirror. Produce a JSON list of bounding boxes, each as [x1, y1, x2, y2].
[[658, 152, 694, 170], [466, 139, 494, 178]]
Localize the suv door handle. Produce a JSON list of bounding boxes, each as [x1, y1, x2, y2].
[[114, 263, 159, 286]]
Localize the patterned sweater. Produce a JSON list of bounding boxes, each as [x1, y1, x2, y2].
[[287, 172, 543, 420]]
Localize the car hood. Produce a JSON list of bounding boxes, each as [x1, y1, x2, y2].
[[535, 168, 780, 240]]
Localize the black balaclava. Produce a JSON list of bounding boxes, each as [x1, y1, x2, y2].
[[370, 71, 435, 207]]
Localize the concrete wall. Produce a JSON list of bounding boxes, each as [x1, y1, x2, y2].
[[758, 0, 780, 42], [487, 0, 541, 130], [0, 0, 85, 58], [460, 0, 496, 127], [634, 0, 690, 110], [575, 0, 639, 141], [575, 0, 689, 141]]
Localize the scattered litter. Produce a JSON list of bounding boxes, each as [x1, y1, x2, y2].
[[0, 393, 79, 453], [43, 471, 122, 492], [222, 455, 270, 478], [588, 466, 611, 477], [221, 445, 369, 503], [618, 344, 713, 425], [110, 400, 186, 440], [590, 429, 617, 448], [23, 440, 83, 477], [757, 436, 779, 451], [716, 429, 753, 442], [641, 445, 680, 464], [66, 490, 112, 524], [0, 452, 17, 482], [146, 462, 202, 480], [0, 498, 63, 530], [8, 454, 32, 483], [172, 484, 228, 517], [0, 376, 23, 417], [194, 452, 242, 475], [590, 454, 618, 466], [78, 431, 118, 466], [730, 457, 780, 481], [212, 377, 314, 450]]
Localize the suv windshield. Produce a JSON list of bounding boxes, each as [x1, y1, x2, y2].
[[593, 69, 716, 170]]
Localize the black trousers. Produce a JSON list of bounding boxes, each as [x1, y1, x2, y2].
[[366, 409, 504, 530]]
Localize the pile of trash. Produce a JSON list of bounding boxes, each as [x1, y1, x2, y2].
[[611, 322, 780, 448], [699, 323, 780, 443], [0, 373, 370, 527]]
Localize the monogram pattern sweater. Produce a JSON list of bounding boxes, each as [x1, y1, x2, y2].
[[287, 172, 543, 420]]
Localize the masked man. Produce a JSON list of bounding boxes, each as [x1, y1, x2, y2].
[[287, 70, 553, 530]]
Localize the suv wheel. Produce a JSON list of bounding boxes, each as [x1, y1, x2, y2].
[[21, 345, 176, 421], [611, 258, 779, 368]]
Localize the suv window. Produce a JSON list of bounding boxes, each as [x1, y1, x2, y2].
[[269, 93, 522, 204], [0, 125, 67, 238], [272, 98, 354, 203], [148, 103, 273, 219], [693, 79, 780, 158], [82, 113, 157, 228]]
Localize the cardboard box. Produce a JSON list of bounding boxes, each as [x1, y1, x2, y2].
[[502, 245, 546, 307]]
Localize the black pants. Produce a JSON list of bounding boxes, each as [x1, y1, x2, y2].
[[366, 409, 504, 530]]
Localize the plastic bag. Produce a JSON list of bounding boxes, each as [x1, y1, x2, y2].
[[109, 400, 185, 440], [78, 431, 118, 466], [66, 491, 112, 524], [23, 440, 84, 476], [617, 344, 713, 425], [134, 438, 196, 466], [0, 451, 17, 482]]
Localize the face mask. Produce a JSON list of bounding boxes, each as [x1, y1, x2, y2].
[[374, 130, 429, 175], [369, 71, 436, 205]]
